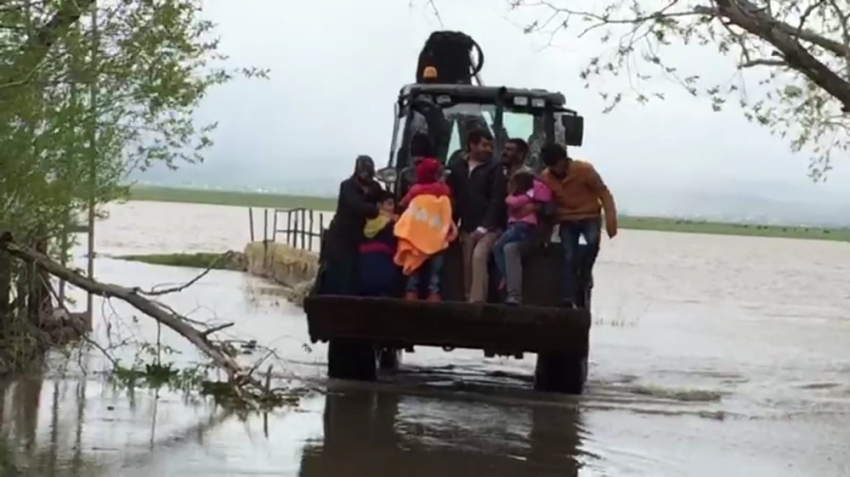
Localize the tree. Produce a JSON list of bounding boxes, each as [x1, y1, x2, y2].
[[1, 0, 265, 231], [0, 0, 263, 341], [510, 0, 850, 179], [0, 2, 289, 408]]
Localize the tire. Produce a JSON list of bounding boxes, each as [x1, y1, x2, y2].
[[533, 353, 588, 394], [327, 339, 377, 381], [377, 347, 402, 371]]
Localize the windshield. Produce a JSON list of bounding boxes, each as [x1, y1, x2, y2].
[[399, 100, 559, 170], [442, 103, 546, 165]]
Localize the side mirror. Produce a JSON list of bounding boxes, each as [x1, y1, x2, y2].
[[561, 114, 584, 147], [376, 167, 398, 185]]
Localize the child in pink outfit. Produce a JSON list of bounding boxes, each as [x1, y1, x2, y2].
[[492, 171, 550, 288]]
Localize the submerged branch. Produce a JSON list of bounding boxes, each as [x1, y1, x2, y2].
[[0, 232, 290, 409]]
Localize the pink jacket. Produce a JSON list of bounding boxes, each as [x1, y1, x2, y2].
[[505, 180, 552, 225]]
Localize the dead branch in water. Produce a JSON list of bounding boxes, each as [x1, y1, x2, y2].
[[0, 232, 289, 408], [139, 251, 237, 297]]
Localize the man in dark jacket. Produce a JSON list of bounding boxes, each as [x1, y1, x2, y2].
[[398, 133, 434, 199], [446, 129, 507, 303], [319, 155, 383, 295]]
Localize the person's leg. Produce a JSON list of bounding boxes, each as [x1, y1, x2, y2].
[[492, 225, 522, 286], [558, 222, 581, 307], [405, 267, 420, 300], [426, 252, 445, 301], [469, 231, 498, 303], [460, 232, 475, 301], [318, 253, 357, 295], [574, 218, 602, 307], [503, 241, 524, 305], [578, 218, 602, 271]]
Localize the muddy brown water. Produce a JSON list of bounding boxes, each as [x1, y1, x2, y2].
[[2, 201, 850, 476]]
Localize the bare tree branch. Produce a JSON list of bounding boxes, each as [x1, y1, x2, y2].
[[503, 0, 850, 177]]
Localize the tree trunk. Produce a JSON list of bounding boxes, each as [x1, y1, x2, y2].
[[27, 236, 52, 326], [0, 226, 10, 326]]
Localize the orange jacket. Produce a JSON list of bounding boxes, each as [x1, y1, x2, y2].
[[393, 194, 455, 275]]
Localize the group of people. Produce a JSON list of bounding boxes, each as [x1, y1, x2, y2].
[[318, 129, 617, 309]]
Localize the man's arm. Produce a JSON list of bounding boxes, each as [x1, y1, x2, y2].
[[482, 165, 507, 231], [585, 165, 617, 233], [340, 181, 379, 219], [445, 157, 463, 225]]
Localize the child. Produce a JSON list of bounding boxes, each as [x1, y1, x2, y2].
[[395, 157, 457, 301], [357, 190, 401, 297], [492, 171, 543, 297]]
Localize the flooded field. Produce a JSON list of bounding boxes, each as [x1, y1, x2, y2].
[[3, 201, 850, 476]]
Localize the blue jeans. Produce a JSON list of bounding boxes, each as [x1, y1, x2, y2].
[[406, 253, 445, 294], [559, 218, 601, 303], [492, 222, 535, 282]]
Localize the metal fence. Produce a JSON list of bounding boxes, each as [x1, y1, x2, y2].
[[249, 207, 326, 253]]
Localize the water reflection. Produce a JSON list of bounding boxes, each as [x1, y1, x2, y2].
[[299, 388, 585, 476], [0, 375, 106, 477]]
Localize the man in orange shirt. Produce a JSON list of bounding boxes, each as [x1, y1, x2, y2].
[[539, 144, 617, 308]]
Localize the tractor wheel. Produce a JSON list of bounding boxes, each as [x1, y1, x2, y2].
[[533, 353, 587, 394], [377, 347, 402, 371], [327, 339, 377, 381]]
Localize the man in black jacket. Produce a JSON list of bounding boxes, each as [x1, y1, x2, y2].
[[319, 155, 383, 295], [446, 129, 507, 303], [398, 133, 434, 199]]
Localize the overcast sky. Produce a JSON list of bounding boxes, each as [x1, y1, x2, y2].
[[151, 0, 849, 219]]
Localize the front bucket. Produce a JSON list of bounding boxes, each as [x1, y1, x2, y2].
[[304, 295, 590, 355]]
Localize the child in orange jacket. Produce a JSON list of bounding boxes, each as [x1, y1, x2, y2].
[[396, 158, 457, 301]]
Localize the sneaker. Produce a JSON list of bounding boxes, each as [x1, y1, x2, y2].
[[404, 291, 418, 301], [504, 297, 521, 306], [426, 293, 441, 302], [560, 300, 575, 309]]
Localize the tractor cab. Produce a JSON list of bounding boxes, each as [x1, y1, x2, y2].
[[375, 83, 584, 193]]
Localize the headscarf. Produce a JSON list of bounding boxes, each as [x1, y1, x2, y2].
[[354, 155, 375, 182], [415, 157, 441, 184]]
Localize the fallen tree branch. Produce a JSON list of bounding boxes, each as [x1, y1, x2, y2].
[[201, 322, 234, 337], [139, 251, 236, 297], [0, 233, 278, 405]]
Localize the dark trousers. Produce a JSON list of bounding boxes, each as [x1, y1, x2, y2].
[[558, 218, 601, 303], [317, 254, 357, 296]]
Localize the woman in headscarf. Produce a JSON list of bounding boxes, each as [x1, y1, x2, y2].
[[317, 155, 385, 295]]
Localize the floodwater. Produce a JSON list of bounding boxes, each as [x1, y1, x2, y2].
[[2, 200, 850, 476]]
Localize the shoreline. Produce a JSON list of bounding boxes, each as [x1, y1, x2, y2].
[[127, 185, 850, 243]]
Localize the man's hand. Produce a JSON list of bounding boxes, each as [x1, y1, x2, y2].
[[606, 219, 618, 239]]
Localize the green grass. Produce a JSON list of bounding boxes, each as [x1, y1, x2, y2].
[[117, 252, 246, 270], [127, 185, 850, 242], [129, 186, 336, 210], [617, 216, 850, 242]]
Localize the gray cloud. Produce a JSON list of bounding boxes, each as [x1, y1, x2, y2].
[[138, 0, 850, 225]]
